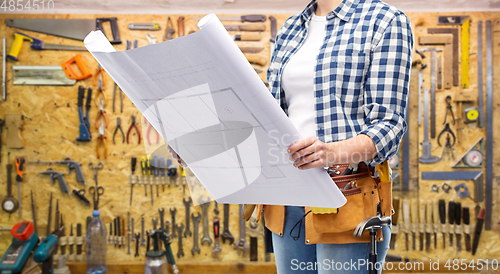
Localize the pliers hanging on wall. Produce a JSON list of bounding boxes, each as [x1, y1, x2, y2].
[[93, 65, 107, 107], [97, 117, 108, 159], [113, 83, 123, 113], [144, 117, 160, 145], [95, 99, 109, 129], [443, 95, 455, 125], [113, 117, 125, 144], [127, 114, 141, 144]]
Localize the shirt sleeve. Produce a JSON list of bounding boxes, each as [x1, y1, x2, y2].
[[359, 13, 414, 167]]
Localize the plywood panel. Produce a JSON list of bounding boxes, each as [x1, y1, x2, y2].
[[0, 10, 500, 269]]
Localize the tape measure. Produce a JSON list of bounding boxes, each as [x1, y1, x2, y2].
[[465, 107, 479, 123], [464, 149, 483, 167]]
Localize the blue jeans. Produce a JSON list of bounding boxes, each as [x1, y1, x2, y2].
[[272, 206, 391, 274]]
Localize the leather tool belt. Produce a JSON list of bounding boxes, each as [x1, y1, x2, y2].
[[311, 162, 393, 234]]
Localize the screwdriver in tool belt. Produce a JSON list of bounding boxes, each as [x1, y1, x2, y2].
[[15, 156, 25, 219]]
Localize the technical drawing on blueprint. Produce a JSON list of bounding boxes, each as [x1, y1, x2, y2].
[[84, 13, 346, 208]]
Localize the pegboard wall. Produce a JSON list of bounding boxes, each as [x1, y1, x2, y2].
[[0, 10, 500, 266]]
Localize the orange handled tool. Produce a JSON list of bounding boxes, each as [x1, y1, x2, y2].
[[15, 156, 24, 182], [61, 54, 92, 80]]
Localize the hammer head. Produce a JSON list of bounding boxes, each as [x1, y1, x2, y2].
[[353, 216, 391, 238]]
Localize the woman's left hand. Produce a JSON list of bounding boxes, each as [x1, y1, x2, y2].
[[287, 137, 332, 170]]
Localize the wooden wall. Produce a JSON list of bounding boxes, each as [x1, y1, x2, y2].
[[0, 10, 500, 269]]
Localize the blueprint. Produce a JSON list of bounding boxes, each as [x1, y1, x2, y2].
[[84, 13, 346, 208]]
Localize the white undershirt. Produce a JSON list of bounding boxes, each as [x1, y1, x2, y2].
[[282, 14, 327, 139]]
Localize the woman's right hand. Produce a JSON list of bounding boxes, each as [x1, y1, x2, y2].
[[167, 144, 188, 167]]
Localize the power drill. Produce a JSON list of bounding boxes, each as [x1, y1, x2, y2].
[[33, 226, 64, 274]]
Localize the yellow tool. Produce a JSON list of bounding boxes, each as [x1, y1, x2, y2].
[[461, 18, 470, 89], [8, 32, 87, 61], [376, 161, 390, 182], [7, 32, 33, 61]]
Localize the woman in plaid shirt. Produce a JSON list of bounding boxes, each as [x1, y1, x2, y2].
[[266, 0, 413, 272]]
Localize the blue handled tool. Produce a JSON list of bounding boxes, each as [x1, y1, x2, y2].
[[76, 86, 92, 142], [33, 226, 64, 274], [8, 31, 86, 61]]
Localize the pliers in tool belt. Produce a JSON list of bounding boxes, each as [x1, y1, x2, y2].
[[95, 99, 109, 129], [443, 96, 455, 125], [93, 65, 107, 107], [113, 117, 125, 144], [127, 114, 141, 144], [438, 123, 456, 147], [97, 118, 108, 159]]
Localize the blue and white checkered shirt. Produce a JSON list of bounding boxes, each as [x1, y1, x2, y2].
[[267, 0, 413, 167]]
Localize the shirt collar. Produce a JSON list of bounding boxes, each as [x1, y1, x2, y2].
[[301, 0, 360, 23]]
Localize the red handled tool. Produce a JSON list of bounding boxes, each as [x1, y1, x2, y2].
[[127, 115, 141, 144]]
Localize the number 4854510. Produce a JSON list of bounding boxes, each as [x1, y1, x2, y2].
[[1, 0, 55, 11]]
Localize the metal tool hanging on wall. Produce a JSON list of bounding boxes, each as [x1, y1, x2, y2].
[[437, 15, 470, 88], [419, 88, 440, 163], [5, 17, 122, 44], [484, 20, 493, 230], [421, 48, 441, 139], [2, 153, 18, 214]]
